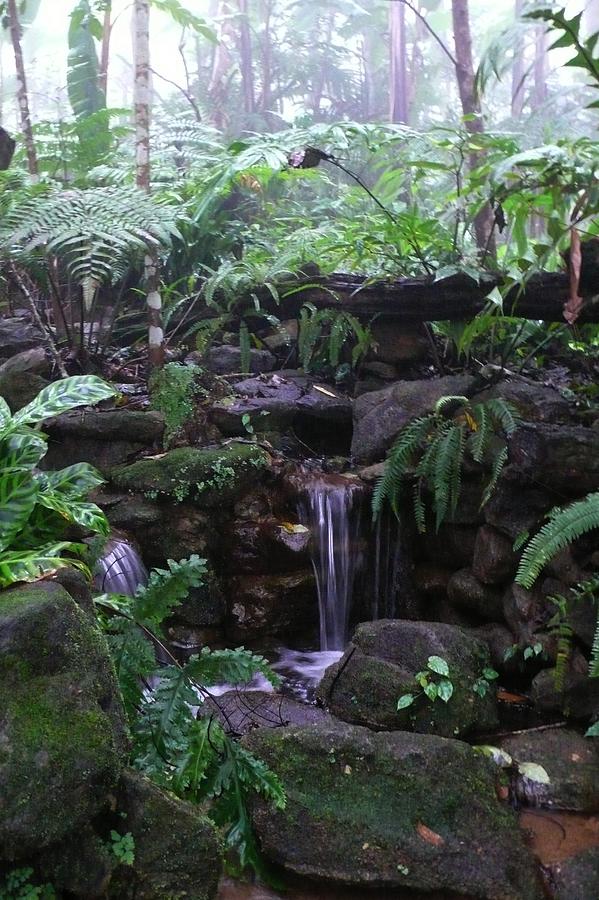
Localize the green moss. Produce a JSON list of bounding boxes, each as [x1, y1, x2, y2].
[[149, 363, 205, 448], [111, 443, 271, 506]]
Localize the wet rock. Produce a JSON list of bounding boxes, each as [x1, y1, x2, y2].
[[262, 319, 298, 351], [243, 721, 543, 898], [203, 345, 276, 375], [351, 374, 475, 464], [227, 571, 317, 641], [37, 825, 114, 898], [508, 424, 599, 494], [471, 623, 517, 674], [530, 664, 599, 721], [548, 847, 599, 900], [368, 319, 428, 365], [171, 567, 226, 628], [502, 583, 546, 644], [111, 442, 271, 506], [226, 518, 310, 574], [318, 620, 498, 738], [204, 690, 330, 735], [472, 378, 571, 424], [483, 475, 556, 540], [44, 409, 165, 472], [0, 370, 49, 411], [0, 346, 49, 378], [211, 372, 352, 437], [108, 769, 221, 900], [421, 523, 478, 568], [0, 317, 43, 356], [500, 728, 599, 812], [447, 569, 504, 621], [0, 582, 128, 860], [360, 360, 398, 380], [472, 525, 519, 585], [413, 564, 452, 598]]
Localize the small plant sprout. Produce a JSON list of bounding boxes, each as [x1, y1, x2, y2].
[[397, 656, 454, 710]]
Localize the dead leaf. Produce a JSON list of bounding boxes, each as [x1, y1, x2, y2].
[[314, 385, 338, 398], [416, 822, 445, 847], [564, 227, 584, 325]]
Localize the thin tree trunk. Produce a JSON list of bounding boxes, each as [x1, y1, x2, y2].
[[451, 0, 496, 258], [7, 0, 37, 178], [237, 0, 255, 116], [260, 0, 272, 114], [533, 25, 548, 109], [99, 1, 113, 97], [209, 1, 234, 128], [389, 1, 409, 123], [311, 13, 333, 119], [512, 0, 525, 117], [134, 0, 164, 369]]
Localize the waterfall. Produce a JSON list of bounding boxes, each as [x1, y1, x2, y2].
[[94, 536, 148, 596], [298, 477, 365, 651]]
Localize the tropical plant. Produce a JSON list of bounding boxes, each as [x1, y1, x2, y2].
[[372, 395, 520, 532], [95, 555, 286, 878], [0, 375, 116, 587], [297, 304, 372, 374]]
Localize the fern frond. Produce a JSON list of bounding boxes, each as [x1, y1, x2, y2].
[[432, 424, 465, 530], [481, 445, 508, 508], [516, 492, 599, 589], [469, 402, 489, 462], [484, 398, 521, 436], [372, 414, 434, 520]]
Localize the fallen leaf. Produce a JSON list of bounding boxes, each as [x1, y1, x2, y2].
[[416, 822, 445, 847], [518, 762, 550, 784], [314, 385, 338, 398]]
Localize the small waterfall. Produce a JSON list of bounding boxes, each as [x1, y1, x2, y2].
[[94, 536, 148, 596], [298, 476, 365, 651]]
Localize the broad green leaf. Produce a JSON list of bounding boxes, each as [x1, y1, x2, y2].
[[423, 682, 438, 701], [437, 679, 454, 703], [0, 397, 11, 429], [427, 655, 449, 677], [12, 376, 117, 427], [482, 668, 499, 681], [397, 693, 414, 710], [0, 471, 39, 552], [518, 762, 550, 784], [585, 721, 599, 738], [0, 431, 47, 470], [0, 541, 89, 587], [45, 462, 105, 496], [38, 493, 110, 535]]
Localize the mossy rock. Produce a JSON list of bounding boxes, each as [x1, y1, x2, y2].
[[0, 582, 128, 860], [317, 620, 498, 738], [108, 769, 221, 900], [243, 721, 543, 898], [111, 443, 271, 506]]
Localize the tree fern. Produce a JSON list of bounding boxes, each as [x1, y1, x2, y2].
[[516, 493, 599, 589]]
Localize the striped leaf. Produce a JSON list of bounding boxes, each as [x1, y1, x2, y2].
[[0, 542, 90, 587], [0, 471, 39, 552], [0, 397, 11, 429], [12, 376, 117, 427], [38, 493, 110, 535], [0, 431, 47, 471], [45, 462, 104, 497]]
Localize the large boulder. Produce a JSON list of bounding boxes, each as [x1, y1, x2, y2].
[[227, 570, 317, 641], [202, 344, 276, 375], [472, 525, 519, 585], [447, 569, 504, 621], [0, 317, 43, 357], [317, 620, 498, 738], [44, 409, 165, 473], [508, 423, 599, 494], [548, 848, 599, 900], [351, 374, 475, 464], [243, 721, 543, 898], [108, 769, 221, 900], [111, 442, 272, 506], [0, 582, 128, 860], [471, 378, 571, 424], [500, 728, 599, 812], [0, 370, 49, 411], [0, 346, 49, 378]]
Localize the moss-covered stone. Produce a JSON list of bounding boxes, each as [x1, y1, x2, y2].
[[108, 769, 221, 900], [0, 582, 128, 860], [317, 620, 498, 738], [243, 721, 543, 898], [111, 443, 271, 506], [549, 848, 599, 900]]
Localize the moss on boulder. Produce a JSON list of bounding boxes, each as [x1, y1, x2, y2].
[[317, 620, 498, 738], [108, 769, 221, 900], [243, 720, 543, 898], [0, 582, 128, 860], [111, 442, 271, 506]]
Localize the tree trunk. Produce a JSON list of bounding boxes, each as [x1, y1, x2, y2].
[[7, 0, 37, 178], [208, 1, 234, 128], [511, 0, 525, 117], [389, 1, 409, 123], [259, 0, 272, 115], [533, 24, 547, 109], [134, 0, 164, 369], [237, 0, 255, 116], [451, 0, 495, 258], [99, 1, 113, 97]]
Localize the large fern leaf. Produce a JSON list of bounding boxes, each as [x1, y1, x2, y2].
[[517, 493, 599, 589]]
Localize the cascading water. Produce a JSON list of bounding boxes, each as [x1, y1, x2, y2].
[[94, 535, 148, 596], [298, 476, 365, 651]]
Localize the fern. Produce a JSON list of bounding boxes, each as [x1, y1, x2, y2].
[[373, 397, 518, 532], [516, 493, 599, 589]]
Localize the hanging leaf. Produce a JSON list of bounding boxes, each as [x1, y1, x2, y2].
[[0, 471, 39, 552], [564, 228, 584, 325], [12, 376, 117, 427]]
